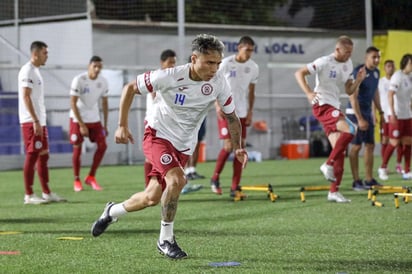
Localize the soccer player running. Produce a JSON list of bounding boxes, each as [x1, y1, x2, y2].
[[295, 36, 365, 203], [91, 34, 248, 259], [377, 54, 412, 180], [346, 46, 383, 191], [18, 41, 66, 204], [70, 56, 109, 192], [210, 36, 259, 197]]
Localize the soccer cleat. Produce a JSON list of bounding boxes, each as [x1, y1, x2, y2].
[[402, 172, 412, 180], [327, 191, 351, 203], [320, 163, 336, 181], [395, 164, 403, 174], [157, 236, 188, 259], [91, 202, 117, 237], [42, 192, 67, 203], [364, 178, 383, 188], [24, 194, 49, 205], [73, 179, 83, 192], [85, 175, 103, 191], [181, 183, 203, 194], [210, 179, 222, 195], [352, 180, 366, 191], [230, 186, 247, 201], [191, 172, 205, 180], [377, 168, 389, 181]]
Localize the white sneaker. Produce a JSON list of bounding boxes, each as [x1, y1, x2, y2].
[[42, 192, 67, 203], [402, 172, 412, 180], [320, 163, 336, 181], [327, 191, 351, 203], [378, 167, 389, 181], [24, 194, 49, 205]]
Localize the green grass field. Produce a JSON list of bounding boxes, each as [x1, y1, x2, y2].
[[1, 158, 411, 274]]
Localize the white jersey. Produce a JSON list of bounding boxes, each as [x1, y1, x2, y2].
[[306, 53, 353, 109], [18, 61, 47, 125], [137, 63, 235, 155], [389, 70, 412, 119], [69, 72, 109, 123], [219, 55, 259, 117], [378, 76, 391, 122]]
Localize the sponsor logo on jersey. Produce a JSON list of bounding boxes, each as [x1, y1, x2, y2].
[[22, 78, 33, 84], [160, 153, 173, 165], [201, 83, 213, 95], [178, 87, 188, 91]]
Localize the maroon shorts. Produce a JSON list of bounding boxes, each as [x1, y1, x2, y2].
[[217, 117, 247, 139], [381, 122, 389, 138], [312, 104, 345, 136], [389, 118, 412, 139], [69, 119, 106, 145], [21, 123, 49, 153], [143, 127, 189, 190]]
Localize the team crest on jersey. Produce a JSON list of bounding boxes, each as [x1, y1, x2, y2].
[[201, 84, 213, 95], [373, 71, 379, 79], [160, 153, 173, 165], [245, 67, 251, 73], [35, 141, 43, 150], [331, 110, 340, 118]]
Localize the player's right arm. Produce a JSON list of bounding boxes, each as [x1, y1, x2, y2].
[[115, 80, 141, 144], [22, 87, 42, 136], [294, 66, 317, 105]]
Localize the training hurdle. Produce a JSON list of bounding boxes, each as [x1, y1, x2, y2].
[[233, 184, 279, 202], [394, 193, 412, 208], [300, 185, 330, 202], [368, 186, 410, 207]]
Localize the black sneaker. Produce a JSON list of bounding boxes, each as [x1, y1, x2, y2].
[[157, 236, 188, 259], [91, 202, 117, 237], [364, 178, 383, 189], [191, 172, 205, 179], [352, 180, 366, 191]]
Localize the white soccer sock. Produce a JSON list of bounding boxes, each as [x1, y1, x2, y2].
[[159, 221, 174, 243], [109, 203, 128, 218]]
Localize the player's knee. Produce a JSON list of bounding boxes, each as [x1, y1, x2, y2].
[[97, 141, 107, 152]]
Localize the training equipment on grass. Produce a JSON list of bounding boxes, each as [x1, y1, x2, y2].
[[209, 261, 241, 267], [233, 184, 278, 202], [300, 185, 330, 202], [393, 192, 412, 208], [368, 186, 410, 207]]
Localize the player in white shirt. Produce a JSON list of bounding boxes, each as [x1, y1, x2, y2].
[[377, 60, 399, 172], [210, 36, 259, 197], [69, 56, 109, 192], [91, 34, 248, 259], [295, 36, 366, 203], [18, 41, 66, 205], [378, 54, 412, 180]]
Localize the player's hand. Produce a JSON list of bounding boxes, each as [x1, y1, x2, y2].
[[115, 126, 134, 144], [358, 118, 369, 131], [33, 121, 42, 136], [309, 93, 321, 105], [80, 124, 89, 137], [103, 127, 109, 137], [234, 148, 248, 169], [356, 66, 367, 82]]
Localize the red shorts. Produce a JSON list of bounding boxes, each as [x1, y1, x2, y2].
[[381, 122, 389, 138], [21, 123, 49, 153], [312, 104, 345, 136], [217, 117, 247, 139], [143, 127, 189, 191], [69, 119, 106, 145], [389, 118, 412, 139]]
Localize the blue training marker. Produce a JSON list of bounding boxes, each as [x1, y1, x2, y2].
[[209, 262, 241, 267]]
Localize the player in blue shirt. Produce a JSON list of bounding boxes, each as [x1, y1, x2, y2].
[[346, 46, 383, 190]]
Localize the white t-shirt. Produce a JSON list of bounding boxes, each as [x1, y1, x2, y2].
[[389, 70, 412, 119], [137, 63, 235, 155], [378, 76, 391, 122], [18, 61, 47, 125], [306, 53, 353, 109], [219, 55, 259, 118], [69, 72, 109, 123]]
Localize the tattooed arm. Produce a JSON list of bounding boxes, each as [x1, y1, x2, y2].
[[223, 111, 248, 168]]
